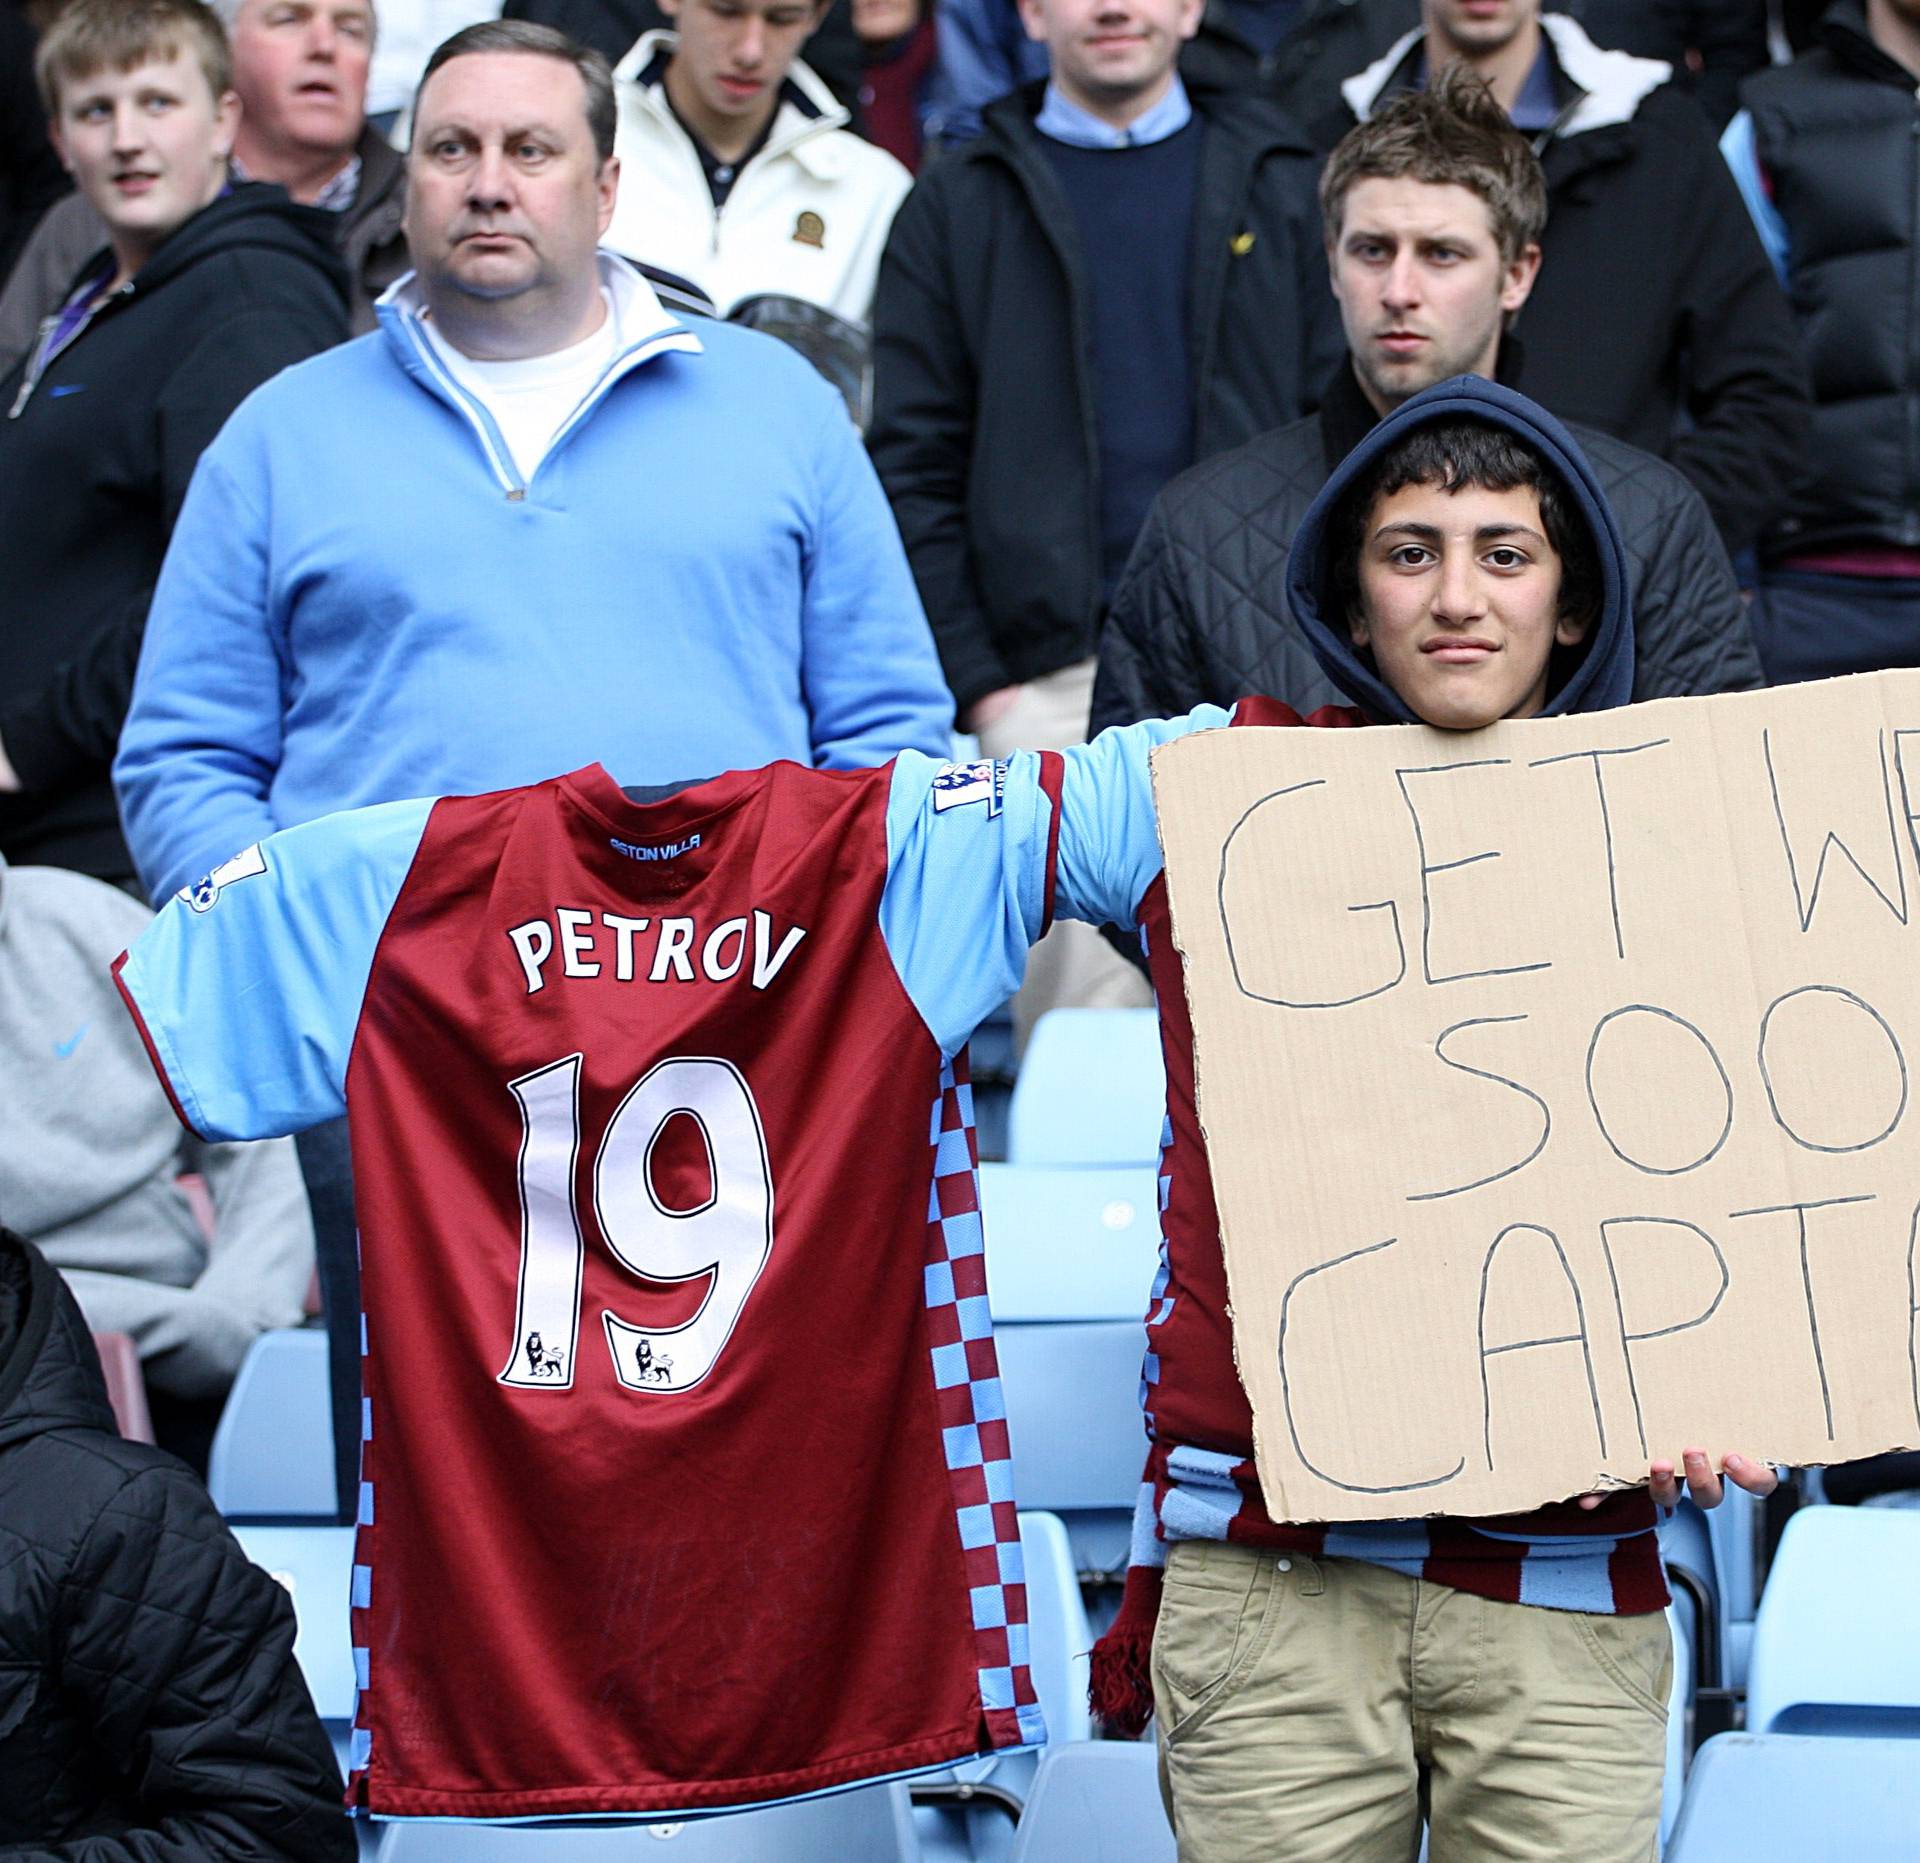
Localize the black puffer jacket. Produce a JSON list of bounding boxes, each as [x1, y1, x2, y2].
[[1091, 359, 1762, 732], [0, 1226, 352, 1859], [1742, 1, 1920, 556]]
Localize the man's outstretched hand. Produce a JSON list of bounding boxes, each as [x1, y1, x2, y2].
[[1579, 1448, 1781, 1511]]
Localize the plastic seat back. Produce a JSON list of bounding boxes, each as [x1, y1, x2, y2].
[[90, 1331, 155, 1443], [982, 1163, 1160, 1576], [1746, 1505, 1920, 1736], [1007, 1740, 1174, 1863], [1665, 1733, 1920, 1859], [980, 1164, 1162, 1322], [1657, 1484, 1761, 1690], [209, 1328, 335, 1517], [1018, 1509, 1092, 1747], [1009, 1010, 1164, 1166]]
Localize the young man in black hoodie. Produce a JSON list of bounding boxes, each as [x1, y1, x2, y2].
[[0, 0, 347, 886]]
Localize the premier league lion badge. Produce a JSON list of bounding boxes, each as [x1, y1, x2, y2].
[[179, 843, 268, 913], [931, 759, 1007, 816]]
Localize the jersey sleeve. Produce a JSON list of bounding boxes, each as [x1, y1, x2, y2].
[[1052, 707, 1232, 933], [880, 750, 1060, 1055], [112, 798, 437, 1142], [879, 706, 1231, 1054]]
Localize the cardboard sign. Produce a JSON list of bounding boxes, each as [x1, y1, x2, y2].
[[1152, 671, 1920, 1522]]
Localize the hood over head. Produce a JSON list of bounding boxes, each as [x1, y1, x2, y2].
[[0, 1224, 119, 1453], [1285, 374, 1634, 724]]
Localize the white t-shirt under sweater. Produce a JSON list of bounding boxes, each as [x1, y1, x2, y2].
[[419, 290, 621, 485]]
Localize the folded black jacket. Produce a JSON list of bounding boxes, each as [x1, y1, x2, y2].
[[1091, 358, 1764, 734], [0, 1226, 353, 1857], [0, 183, 348, 884]]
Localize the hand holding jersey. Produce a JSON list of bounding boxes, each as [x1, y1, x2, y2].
[[112, 721, 1215, 1817], [114, 380, 1772, 1853]]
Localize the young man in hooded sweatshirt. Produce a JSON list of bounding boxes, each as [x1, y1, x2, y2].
[[1079, 372, 1777, 1862], [116, 375, 1766, 1840], [0, 0, 348, 886]]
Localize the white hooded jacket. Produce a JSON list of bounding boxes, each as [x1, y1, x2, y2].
[[606, 31, 912, 326]]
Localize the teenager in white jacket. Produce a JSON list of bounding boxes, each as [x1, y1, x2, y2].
[[606, 15, 911, 325]]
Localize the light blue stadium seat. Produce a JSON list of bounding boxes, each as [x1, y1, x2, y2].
[[915, 1512, 1093, 1863], [1008, 1010, 1163, 1167], [981, 1165, 1161, 1578], [231, 1524, 357, 1727], [1745, 1505, 1920, 1736], [1661, 1600, 1693, 1848], [1664, 1733, 1920, 1859], [1656, 1484, 1760, 1690], [980, 1164, 1164, 1322], [1006, 1741, 1173, 1863], [209, 1328, 335, 1517], [377, 1786, 920, 1860], [1016, 1509, 1093, 1749], [993, 1327, 1148, 1581]]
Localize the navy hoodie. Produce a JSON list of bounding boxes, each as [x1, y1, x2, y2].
[[1282, 373, 1635, 725]]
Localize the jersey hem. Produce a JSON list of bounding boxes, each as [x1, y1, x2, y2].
[[350, 1724, 1014, 1818], [111, 950, 204, 1138]]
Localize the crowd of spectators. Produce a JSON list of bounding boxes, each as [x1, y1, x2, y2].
[[1, 0, 1915, 1848]]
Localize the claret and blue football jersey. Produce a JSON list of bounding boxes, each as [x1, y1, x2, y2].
[[113, 720, 1218, 1819]]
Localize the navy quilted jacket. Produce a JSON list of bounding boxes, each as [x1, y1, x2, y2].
[[0, 1228, 351, 1859]]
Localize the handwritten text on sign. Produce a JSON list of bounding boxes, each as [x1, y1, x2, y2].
[[1152, 672, 1920, 1521]]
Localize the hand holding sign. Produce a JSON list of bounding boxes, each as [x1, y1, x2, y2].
[[1154, 670, 1920, 1522], [1578, 1448, 1780, 1513]]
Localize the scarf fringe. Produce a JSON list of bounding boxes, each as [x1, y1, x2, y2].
[[1087, 1563, 1164, 1738]]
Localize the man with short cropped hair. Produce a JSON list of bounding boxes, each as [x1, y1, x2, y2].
[[115, 19, 949, 1514], [1328, 0, 1809, 557], [0, 0, 348, 881], [1092, 64, 1763, 737], [0, 0, 405, 361], [118, 16, 947, 906], [603, 0, 912, 322]]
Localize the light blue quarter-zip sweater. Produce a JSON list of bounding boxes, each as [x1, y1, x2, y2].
[[115, 256, 953, 902]]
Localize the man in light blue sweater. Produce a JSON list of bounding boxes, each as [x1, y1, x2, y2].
[[115, 18, 953, 907], [115, 18, 951, 1522]]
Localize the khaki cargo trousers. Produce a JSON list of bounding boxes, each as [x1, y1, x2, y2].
[[1151, 1539, 1671, 1862]]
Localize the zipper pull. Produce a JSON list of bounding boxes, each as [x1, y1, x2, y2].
[[7, 312, 58, 420]]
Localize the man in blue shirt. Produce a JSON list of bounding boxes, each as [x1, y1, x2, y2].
[[117, 18, 952, 1522], [117, 19, 952, 910]]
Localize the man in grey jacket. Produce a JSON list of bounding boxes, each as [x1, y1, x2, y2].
[[0, 850, 315, 1467], [1091, 63, 1761, 735]]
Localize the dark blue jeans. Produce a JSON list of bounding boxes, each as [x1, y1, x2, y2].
[[1751, 568, 1920, 685]]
